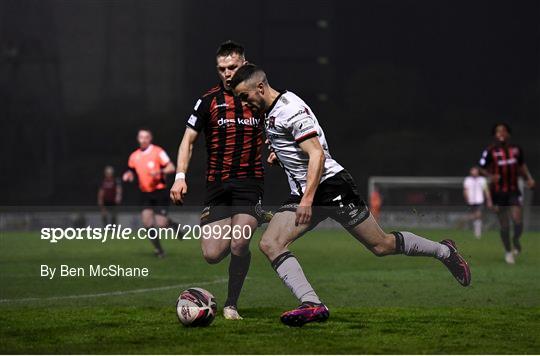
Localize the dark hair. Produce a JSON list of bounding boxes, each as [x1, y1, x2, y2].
[[230, 63, 265, 89], [216, 40, 245, 58], [492, 122, 512, 136], [138, 127, 152, 135]]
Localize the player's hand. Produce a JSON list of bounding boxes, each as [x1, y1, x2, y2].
[[486, 200, 493, 210], [526, 178, 536, 190], [122, 171, 134, 182], [295, 200, 312, 226], [490, 174, 500, 183], [267, 152, 278, 165], [170, 179, 188, 205]]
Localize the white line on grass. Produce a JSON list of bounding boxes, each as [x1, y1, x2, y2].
[[0, 278, 228, 303]]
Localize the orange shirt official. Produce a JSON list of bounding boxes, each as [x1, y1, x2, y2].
[[128, 144, 171, 192]]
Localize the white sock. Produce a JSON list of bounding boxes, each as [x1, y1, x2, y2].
[[396, 231, 450, 259], [272, 252, 321, 304], [473, 219, 482, 237]]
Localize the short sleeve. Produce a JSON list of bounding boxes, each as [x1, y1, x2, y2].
[[158, 149, 171, 166], [186, 96, 211, 132], [285, 108, 318, 143], [479, 148, 492, 168]]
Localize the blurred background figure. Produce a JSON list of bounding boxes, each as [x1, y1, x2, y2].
[[369, 188, 382, 220], [97, 165, 122, 226], [463, 166, 492, 238], [123, 128, 176, 258], [479, 123, 536, 264]]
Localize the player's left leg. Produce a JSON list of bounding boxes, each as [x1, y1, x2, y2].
[[222, 213, 258, 319], [343, 210, 471, 286], [142, 208, 165, 258], [510, 205, 523, 255]]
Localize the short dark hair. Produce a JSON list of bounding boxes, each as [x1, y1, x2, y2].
[[230, 63, 265, 89], [492, 122, 512, 135], [138, 127, 152, 135], [216, 40, 245, 58]]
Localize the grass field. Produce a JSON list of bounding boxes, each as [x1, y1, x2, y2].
[[1, 228, 539, 354]]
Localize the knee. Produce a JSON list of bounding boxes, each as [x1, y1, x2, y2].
[[230, 238, 250, 256], [202, 247, 227, 264], [259, 235, 280, 259], [370, 235, 395, 257]]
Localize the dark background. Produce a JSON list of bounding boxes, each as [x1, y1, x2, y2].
[[1, 0, 539, 206]]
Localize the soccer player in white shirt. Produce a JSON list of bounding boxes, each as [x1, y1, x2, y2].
[[463, 166, 492, 238], [231, 64, 472, 327]]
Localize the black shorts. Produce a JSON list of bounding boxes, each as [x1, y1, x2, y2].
[[201, 178, 264, 225], [278, 170, 370, 230], [467, 204, 483, 213], [492, 190, 522, 207], [140, 189, 169, 216]]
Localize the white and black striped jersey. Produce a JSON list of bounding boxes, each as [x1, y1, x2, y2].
[[265, 90, 344, 195]]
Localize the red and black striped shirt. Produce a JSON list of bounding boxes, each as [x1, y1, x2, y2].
[[186, 83, 264, 182], [479, 143, 524, 193]]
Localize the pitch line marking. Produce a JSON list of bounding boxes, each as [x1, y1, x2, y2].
[[0, 278, 228, 304]]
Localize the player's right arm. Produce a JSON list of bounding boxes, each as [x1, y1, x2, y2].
[[478, 147, 498, 182], [462, 180, 469, 204], [170, 128, 199, 205], [122, 154, 136, 182], [170, 96, 210, 205], [482, 178, 493, 209]]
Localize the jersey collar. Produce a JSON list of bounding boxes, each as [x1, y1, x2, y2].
[[265, 90, 287, 115], [140, 144, 154, 154]]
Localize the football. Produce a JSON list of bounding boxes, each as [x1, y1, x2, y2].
[[176, 287, 217, 327]]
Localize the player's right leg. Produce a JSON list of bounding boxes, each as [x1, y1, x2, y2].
[[200, 217, 232, 264], [259, 211, 329, 326], [347, 214, 471, 286], [495, 206, 514, 264]]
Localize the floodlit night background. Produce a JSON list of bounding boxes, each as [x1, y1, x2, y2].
[[1, 0, 538, 206]]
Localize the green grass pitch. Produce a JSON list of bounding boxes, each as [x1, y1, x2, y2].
[[1, 228, 539, 354]]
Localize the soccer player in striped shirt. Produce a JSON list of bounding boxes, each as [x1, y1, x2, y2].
[[170, 41, 268, 320], [231, 64, 471, 327], [479, 123, 535, 264]]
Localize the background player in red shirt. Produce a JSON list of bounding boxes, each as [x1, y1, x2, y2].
[[97, 165, 122, 226], [170, 41, 267, 320], [123, 128, 176, 258], [479, 123, 535, 264]]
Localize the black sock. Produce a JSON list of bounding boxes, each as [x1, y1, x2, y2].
[[144, 228, 163, 253], [513, 224, 523, 251], [225, 252, 251, 307], [500, 227, 511, 252]]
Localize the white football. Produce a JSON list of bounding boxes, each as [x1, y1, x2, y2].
[[176, 287, 217, 327]]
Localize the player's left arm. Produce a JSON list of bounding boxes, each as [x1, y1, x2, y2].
[[115, 178, 123, 204], [162, 161, 176, 175], [520, 164, 535, 189], [517, 147, 535, 189], [159, 150, 176, 176], [296, 137, 326, 226]]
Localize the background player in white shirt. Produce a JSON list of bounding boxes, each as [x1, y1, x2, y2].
[[231, 64, 472, 327], [463, 166, 492, 238]]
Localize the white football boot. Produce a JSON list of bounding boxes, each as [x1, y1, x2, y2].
[[505, 252, 515, 264], [223, 306, 243, 320]]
